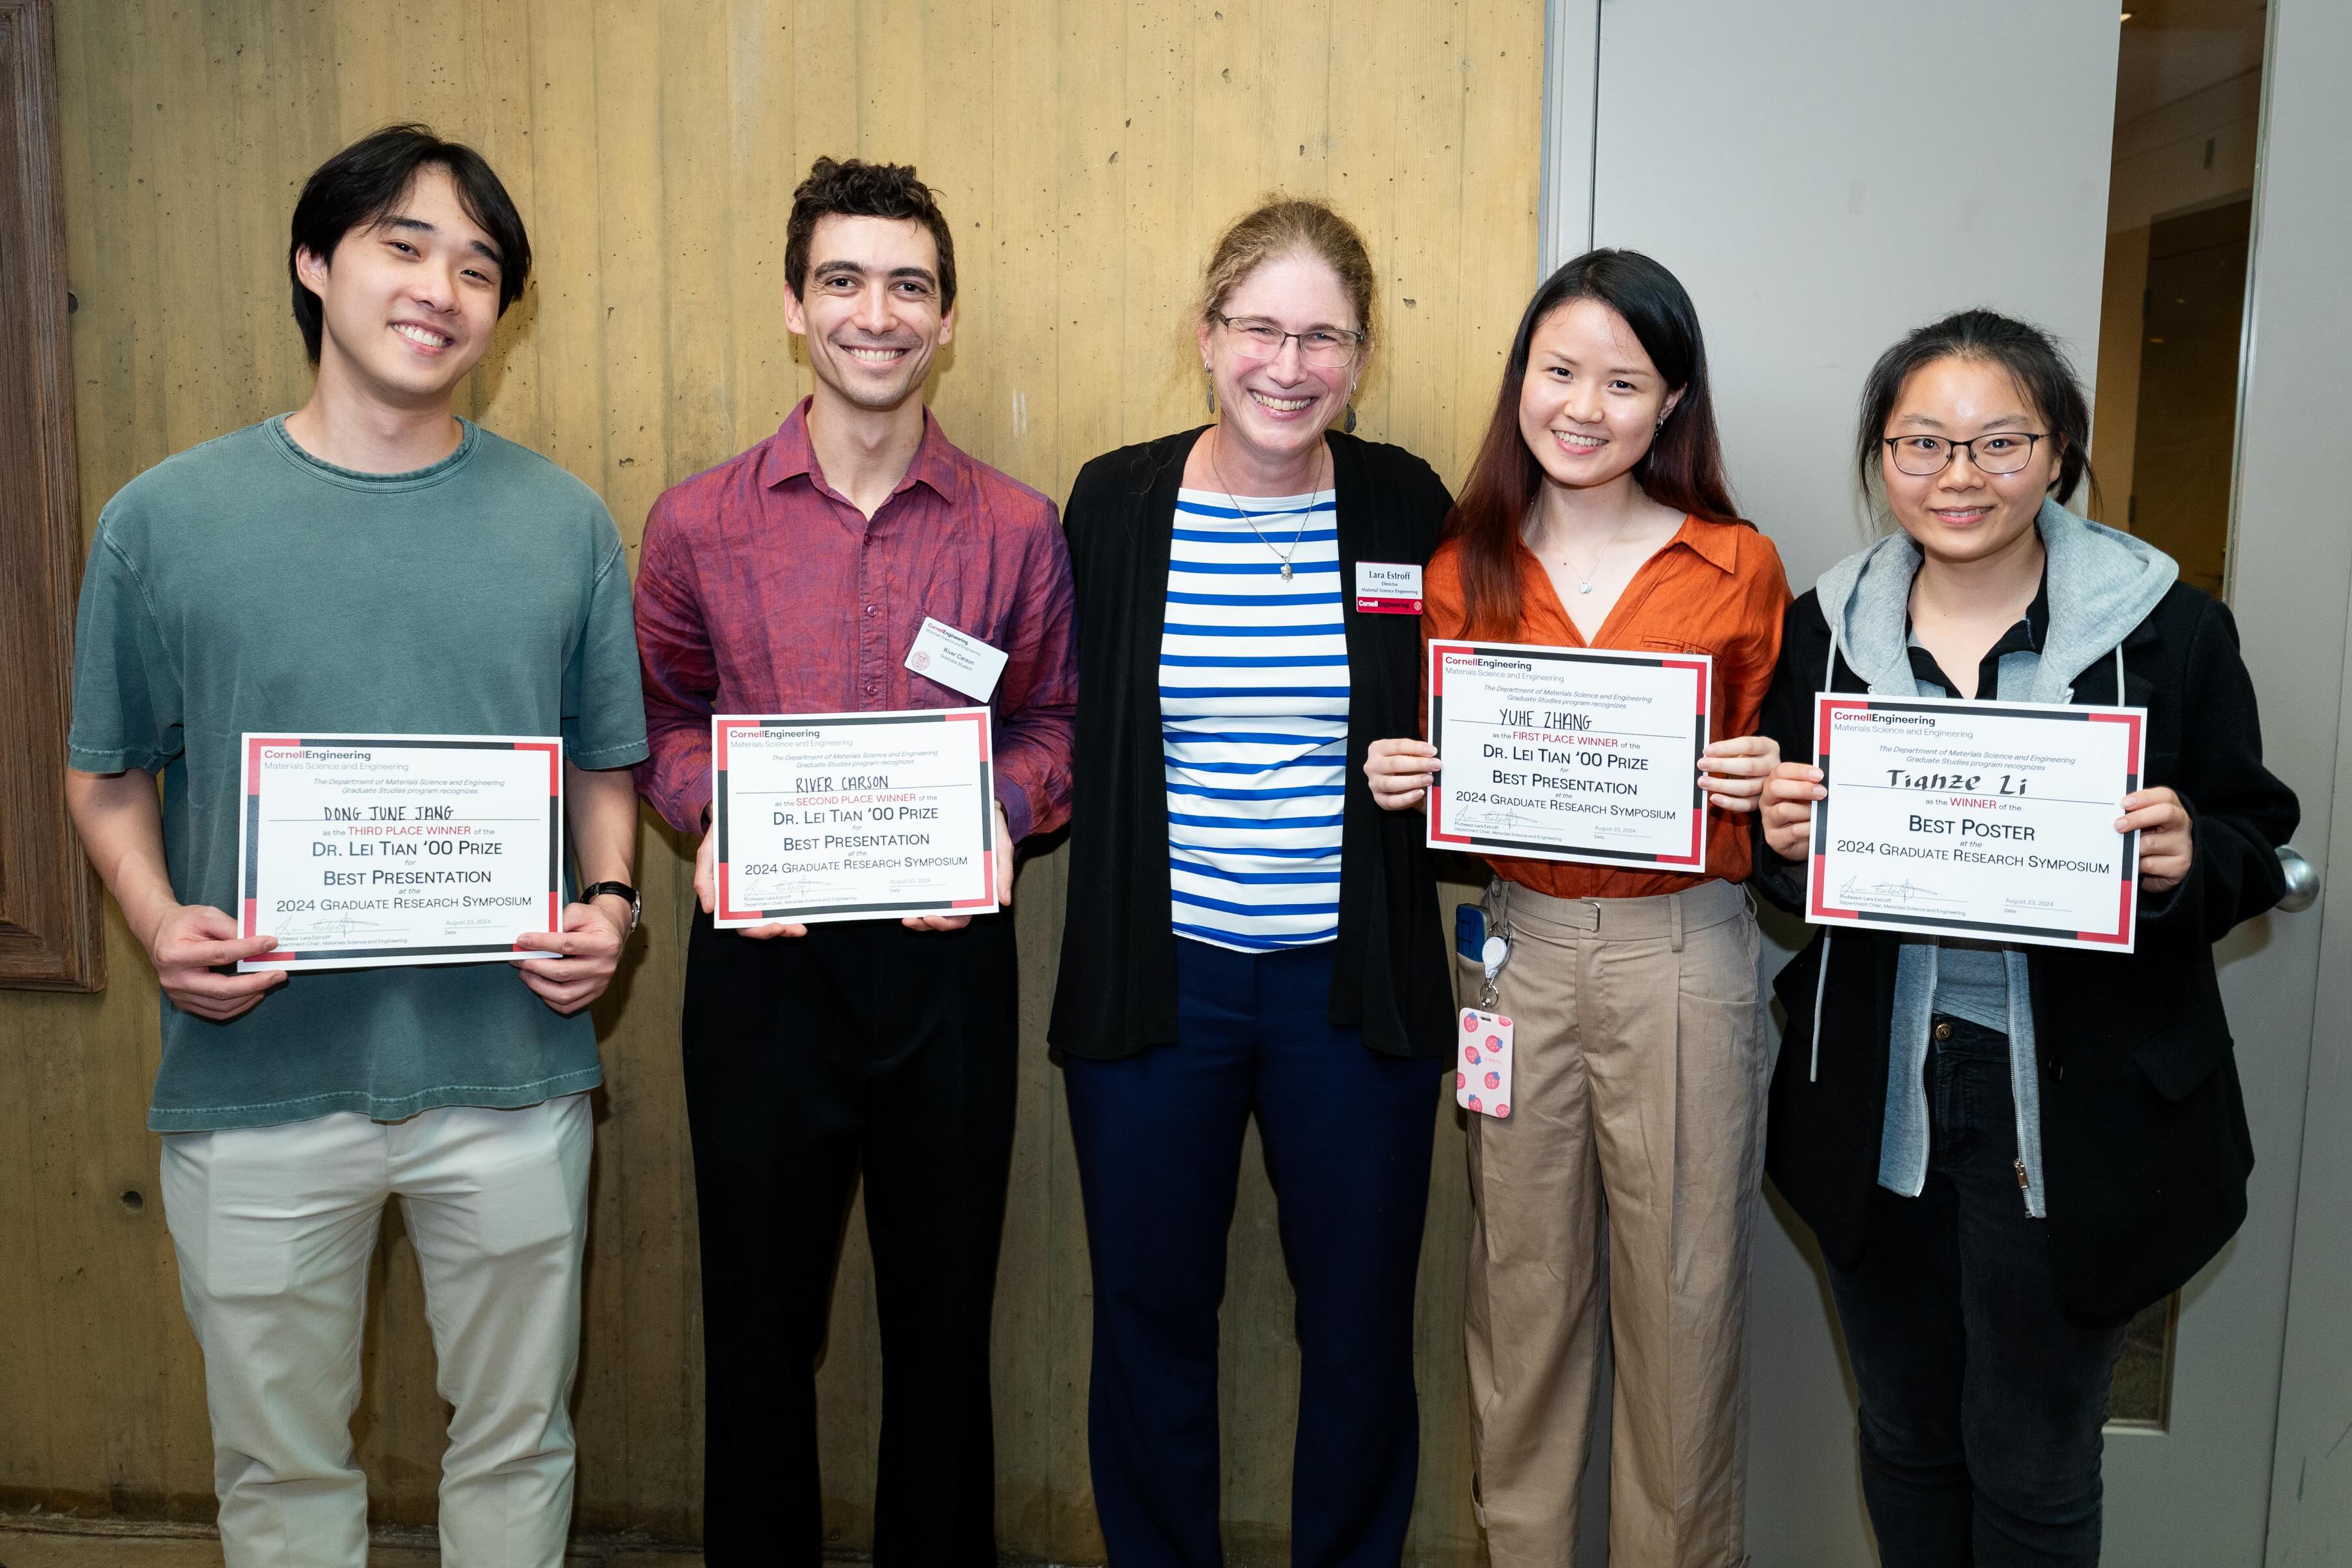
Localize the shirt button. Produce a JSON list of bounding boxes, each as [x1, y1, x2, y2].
[[864, 605, 878, 617]]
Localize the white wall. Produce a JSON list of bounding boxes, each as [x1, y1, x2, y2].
[[2244, 3, 2352, 1560]]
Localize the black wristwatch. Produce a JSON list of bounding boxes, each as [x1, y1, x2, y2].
[[581, 880, 642, 936]]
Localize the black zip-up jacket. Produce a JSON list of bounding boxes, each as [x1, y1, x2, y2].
[[1047, 427, 1455, 1061], [1752, 582, 2299, 1322]]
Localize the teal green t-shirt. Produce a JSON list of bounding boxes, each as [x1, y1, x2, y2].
[[68, 417, 650, 1132]]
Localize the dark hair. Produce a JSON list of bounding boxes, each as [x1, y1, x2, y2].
[[1855, 308, 2097, 512], [1443, 249, 1743, 638], [784, 157, 958, 313], [287, 123, 531, 365]]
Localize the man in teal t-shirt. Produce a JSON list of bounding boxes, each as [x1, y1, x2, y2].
[[65, 127, 646, 1568]]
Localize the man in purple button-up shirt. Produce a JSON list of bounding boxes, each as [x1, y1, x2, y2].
[[630, 157, 1074, 1567]]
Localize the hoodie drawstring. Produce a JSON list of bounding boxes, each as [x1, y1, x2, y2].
[[1811, 620, 1840, 1083]]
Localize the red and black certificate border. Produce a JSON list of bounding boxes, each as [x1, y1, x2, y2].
[[240, 734, 564, 966], [1426, 639, 1711, 870], [712, 709, 996, 924], [1806, 694, 2144, 950]]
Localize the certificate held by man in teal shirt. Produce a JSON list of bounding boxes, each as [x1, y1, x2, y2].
[[238, 731, 568, 970]]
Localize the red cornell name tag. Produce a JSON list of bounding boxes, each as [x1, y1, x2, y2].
[[1354, 561, 1424, 615]]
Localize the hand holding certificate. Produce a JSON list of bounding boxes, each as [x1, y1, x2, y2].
[[237, 734, 564, 972], [1805, 694, 2146, 951], [711, 708, 998, 926], [1426, 639, 1712, 870]]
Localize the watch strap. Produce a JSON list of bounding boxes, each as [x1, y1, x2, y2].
[[581, 880, 641, 934]]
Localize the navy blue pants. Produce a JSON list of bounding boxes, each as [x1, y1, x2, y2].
[[1062, 938, 1445, 1567]]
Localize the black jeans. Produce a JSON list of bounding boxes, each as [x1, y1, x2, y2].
[[681, 909, 1019, 1567], [1826, 1015, 2132, 1568]]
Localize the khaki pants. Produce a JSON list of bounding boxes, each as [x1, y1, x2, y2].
[[160, 1094, 593, 1568], [1463, 878, 1767, 1568]]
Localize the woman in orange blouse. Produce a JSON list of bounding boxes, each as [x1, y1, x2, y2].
[[1367, 250, 1788, 1568]]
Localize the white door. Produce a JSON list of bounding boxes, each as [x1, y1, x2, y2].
[[1539, 0, 2347, 1561]]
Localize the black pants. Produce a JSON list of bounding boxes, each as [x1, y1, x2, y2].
[[1827, 1015, 2132, 1568], [681, 909, 1019, 1567], [1062, 938, 1444, 1567]]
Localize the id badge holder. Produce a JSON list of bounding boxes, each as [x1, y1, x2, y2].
[[1457, 882, 1515, 1119]]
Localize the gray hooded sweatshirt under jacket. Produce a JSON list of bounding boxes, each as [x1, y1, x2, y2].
[[1808, 498, 2176, 1217]]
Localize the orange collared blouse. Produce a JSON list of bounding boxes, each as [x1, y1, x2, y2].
[[1420, 514, 1791, 900]]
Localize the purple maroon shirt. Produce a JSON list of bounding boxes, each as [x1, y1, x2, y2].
[[632, 398, 1077, 843]]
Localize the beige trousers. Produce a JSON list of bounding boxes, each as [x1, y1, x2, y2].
[[1463, 877, 1767, 1568], [160, 1094, 594, 1568]]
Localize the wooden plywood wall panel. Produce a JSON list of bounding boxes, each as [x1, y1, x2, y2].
[[3, 1, 1541, 1560]]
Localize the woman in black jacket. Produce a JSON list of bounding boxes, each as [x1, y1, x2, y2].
[[1048, 197, 1453, 1567], [1753, 310, 2298, 1567]]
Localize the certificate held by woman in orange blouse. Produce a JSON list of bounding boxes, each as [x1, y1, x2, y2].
[[1426, 638, 1712, 870]]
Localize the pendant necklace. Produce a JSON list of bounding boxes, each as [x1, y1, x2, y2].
[[1544, 506, 1641, 595], [1211, 432, 1322, 580]]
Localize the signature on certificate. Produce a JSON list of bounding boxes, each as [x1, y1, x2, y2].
[[272, 913, 401, 945], [1838, 875, 1957, 911]]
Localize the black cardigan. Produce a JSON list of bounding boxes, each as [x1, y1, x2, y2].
[[1752, 582, 2300, 1322], [1047, 427, 1456, 1062]]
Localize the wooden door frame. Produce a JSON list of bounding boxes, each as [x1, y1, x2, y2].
[[0, 0, 103, 992]]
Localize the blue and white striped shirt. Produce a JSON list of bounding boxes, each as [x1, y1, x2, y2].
[[1161, 487, 1348, 952]]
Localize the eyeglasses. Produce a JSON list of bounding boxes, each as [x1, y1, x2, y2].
[[1882, 432, 2050, 477], [1211, 311, 1365, 368]]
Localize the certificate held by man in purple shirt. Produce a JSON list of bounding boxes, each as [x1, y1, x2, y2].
[[710, 707, 999, 925]]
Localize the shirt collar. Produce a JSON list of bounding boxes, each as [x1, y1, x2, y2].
[[1665, 514, 1740, 574], [2020, 570, 2051, 651], [1904, 565, 2050, 693], [757, 396, 963, 507]]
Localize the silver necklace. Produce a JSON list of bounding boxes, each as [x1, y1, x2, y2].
[[1209, 433, 1322, 580], [1541, 508, 1641, 595]]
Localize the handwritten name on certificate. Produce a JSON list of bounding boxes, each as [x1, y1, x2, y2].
[[237, 734, 563, 972], [711, 709, 998, 926], [1806, 694, 2146, 952], [1426, 640, 1711, 870]]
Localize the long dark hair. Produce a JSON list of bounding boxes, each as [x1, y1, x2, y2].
[[1443, 249, 1742, 638], [1855, 308, 2099, 515]]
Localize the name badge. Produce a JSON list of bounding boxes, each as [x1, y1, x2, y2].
[[905, 616, 1008, 702], [1457, 1008, 1514, 1119], [1354, 561, 1424, 615]]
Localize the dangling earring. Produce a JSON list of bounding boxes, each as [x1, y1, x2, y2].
[[1343, 402, 1358, 434], [1205, 366, 1217, 417]]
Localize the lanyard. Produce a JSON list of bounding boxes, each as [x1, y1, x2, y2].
[[1477, 877, 1514, 1011]]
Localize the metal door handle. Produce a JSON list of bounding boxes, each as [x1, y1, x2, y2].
[[2278, 845, 2320, 913]]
